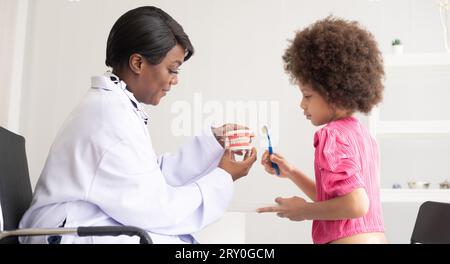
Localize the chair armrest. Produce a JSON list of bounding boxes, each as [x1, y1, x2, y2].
[[0, 225, 152, 244], [77, 226, 152, 244]]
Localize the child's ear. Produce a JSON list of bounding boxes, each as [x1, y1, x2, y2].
[[328, 103, 337, 112], [128, 53, 144, 74]]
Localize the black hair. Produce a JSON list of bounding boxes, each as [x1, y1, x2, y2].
[[105, 6, 194, 70]]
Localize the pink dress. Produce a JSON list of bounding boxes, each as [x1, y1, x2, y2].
[[312, 116, 384, 244]]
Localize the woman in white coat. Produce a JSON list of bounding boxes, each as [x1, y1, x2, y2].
[[19, 6, 257, 244]]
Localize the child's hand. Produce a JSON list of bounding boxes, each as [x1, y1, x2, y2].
[[256, 196, 308, 221], [261, 150, 294, 178]]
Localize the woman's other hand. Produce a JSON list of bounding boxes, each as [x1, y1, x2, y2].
[[219, 147, 257, 181]]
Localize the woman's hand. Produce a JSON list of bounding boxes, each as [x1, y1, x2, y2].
[[218, 147, 257, 181], [256, 196, 309, 221], [261, 150, 294, 178]]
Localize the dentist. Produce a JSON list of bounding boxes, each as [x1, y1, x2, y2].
[[19, 6, 257, 244]]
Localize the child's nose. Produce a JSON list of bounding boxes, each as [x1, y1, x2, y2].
[[300, 99, 306, 110]]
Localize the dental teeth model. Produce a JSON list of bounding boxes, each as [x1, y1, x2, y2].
[[225, 129, 254, 151]]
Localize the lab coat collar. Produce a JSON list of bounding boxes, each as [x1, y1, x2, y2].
[[91, 72, 149, 125]]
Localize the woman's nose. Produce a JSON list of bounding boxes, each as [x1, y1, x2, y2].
[[170, 76, 178, 85]]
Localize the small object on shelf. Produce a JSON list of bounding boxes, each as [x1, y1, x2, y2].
[[439, 179, 450, 189], [392, 183, 402, 189], [391, 38, 403, 54], [407, 181, 430, 189]]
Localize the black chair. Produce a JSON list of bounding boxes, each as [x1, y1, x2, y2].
[[410, 201, 450, 244], [0, 127, 152, 244]]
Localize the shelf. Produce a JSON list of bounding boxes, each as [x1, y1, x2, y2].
[[381, 189, 450, 203], [384, 52, 450, 67], [368, 107, 450, 135], [375, 120, 450, 135]]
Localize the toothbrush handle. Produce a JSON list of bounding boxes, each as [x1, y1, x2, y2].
[[268, 146, 280, 176]]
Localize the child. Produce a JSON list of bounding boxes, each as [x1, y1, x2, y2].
[[257, 16, 387, 244]]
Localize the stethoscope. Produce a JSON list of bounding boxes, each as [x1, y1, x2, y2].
[[106, 71, 149, 125]]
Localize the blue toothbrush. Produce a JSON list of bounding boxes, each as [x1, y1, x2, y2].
[[262, 125, 280, 176]]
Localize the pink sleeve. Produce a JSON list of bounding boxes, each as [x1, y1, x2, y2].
[[315, 128, 365, 197]]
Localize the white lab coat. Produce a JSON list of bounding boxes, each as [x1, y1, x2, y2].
[[19, 73, 233, 244]]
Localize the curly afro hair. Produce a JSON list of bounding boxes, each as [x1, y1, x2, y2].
[[283, 16, 384, 114]]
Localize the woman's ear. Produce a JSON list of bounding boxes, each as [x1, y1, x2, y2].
[[128, 53, 144, 74]]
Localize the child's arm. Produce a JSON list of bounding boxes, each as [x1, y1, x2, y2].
[[285, 167, 316, 202], [257, 188, 369, 221], [262, 151, 317, 201], [302, 188, 369, 220]]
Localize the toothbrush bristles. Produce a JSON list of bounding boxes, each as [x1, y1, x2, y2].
[[261, 125, 268, 135]]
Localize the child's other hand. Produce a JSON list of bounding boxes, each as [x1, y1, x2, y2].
[[256, 196, 308, 221], [261, 150, 293, 178]]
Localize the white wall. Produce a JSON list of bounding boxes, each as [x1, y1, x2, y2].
[[0, 0, 15, 127], [0, 0, 28, 133], [6, 0, 449, 243]]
